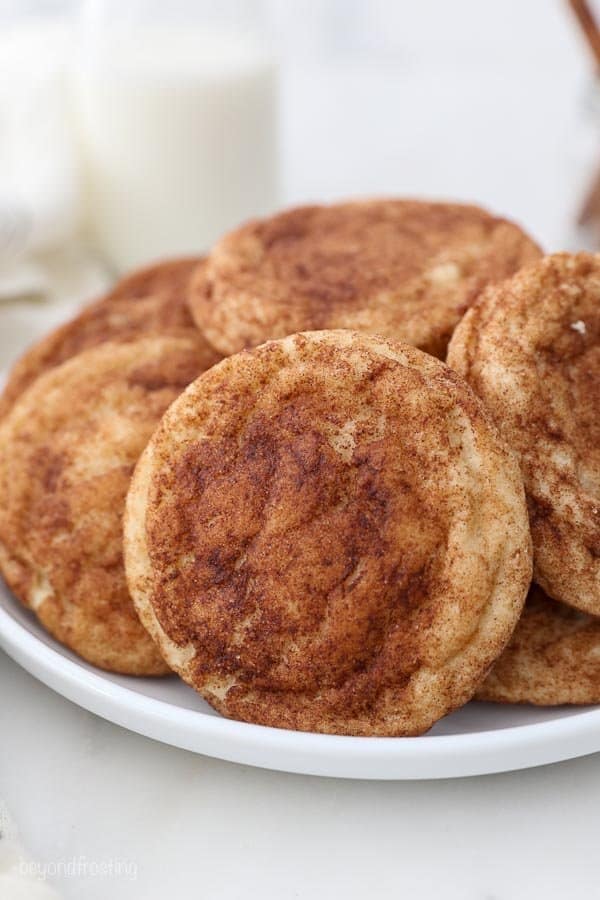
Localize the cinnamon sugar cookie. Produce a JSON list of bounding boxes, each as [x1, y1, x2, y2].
[[125, 330, 531, 735], [106, 256, 201, 303], [0, 258, 220, 418], [0, 337, 209, 675], [188, 200, 541, 358], [448, 253, 600, 615], [477, 585, 600, 705]]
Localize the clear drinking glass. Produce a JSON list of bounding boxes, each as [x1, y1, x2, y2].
[[0, 0, 81, 264], [74, 0, 280, 271]]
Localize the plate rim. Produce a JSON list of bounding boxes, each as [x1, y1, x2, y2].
[[2, 598, 600, 780]]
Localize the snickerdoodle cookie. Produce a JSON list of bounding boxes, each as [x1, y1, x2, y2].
[[188, 200, 541, 359], [477, 585, 600, 705], [105, 256, 202, 303], [0, 337, 210, 675], [125, 330, 531, 735], [448, 253, 600, 615], [0, 258, 220, 418]]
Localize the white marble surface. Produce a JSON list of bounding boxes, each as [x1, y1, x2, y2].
[[2, 2, 600, 897]]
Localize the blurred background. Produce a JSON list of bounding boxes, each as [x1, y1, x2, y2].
[[0, 0, 598, 362]]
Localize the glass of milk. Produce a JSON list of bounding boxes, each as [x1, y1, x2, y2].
[[73, 0, 280, 271]]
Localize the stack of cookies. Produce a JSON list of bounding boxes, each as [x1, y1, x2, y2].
[[0, 199, 597, 737]]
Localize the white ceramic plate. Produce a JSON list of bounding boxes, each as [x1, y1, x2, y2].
[[2, 582, 600, 779], [1, 325, 600, 781]]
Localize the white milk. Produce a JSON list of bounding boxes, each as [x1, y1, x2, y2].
[[74, 28, 279, 271]]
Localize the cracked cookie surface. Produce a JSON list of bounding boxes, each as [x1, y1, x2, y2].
[[0, 337, 210, 674], [477, 585, 600, 705], [188, 200, 540, 359], [0, 257, 220, 418], [125, 330, 531, 734], [448, 253, 600, 615]]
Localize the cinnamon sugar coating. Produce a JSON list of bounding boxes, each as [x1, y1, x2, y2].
[[125, 330, 531, 734], [478, 585, 600, 705], [448, 253, 600, 615], [188, 200, 540, 358], [0, 258, 219, 418], [0, 337, 210, 675]]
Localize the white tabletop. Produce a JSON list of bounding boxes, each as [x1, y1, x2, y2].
[[1, 2, 599, 897], [2, 651, 600, 899]]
